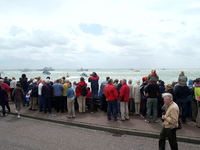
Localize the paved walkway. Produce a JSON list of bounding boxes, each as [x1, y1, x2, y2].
[[4, 102, 200, 144]]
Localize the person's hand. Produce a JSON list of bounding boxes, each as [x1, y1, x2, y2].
[[162, 115, 167, 120]]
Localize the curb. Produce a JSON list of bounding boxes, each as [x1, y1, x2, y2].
[[8, 112, 200, 145]]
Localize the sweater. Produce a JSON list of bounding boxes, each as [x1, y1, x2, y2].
[[12, 87, 24, 102], [66, 87, 75, 98], [53, 83, 64, 97]]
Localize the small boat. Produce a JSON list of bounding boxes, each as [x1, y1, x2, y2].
[[134, 70, 140, 72], [80, 72, 88, 77], [37, 67, 54, 71], [42, 70, 51, 75], [21, 68, 32, 72], [77, 67, 88, 71]]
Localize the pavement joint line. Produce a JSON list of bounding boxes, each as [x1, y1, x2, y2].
[[5, 111, 200, 145]]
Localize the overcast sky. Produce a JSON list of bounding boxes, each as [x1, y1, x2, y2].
[[0, 0, 200, 69]]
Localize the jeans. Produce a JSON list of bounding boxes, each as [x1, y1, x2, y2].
[[55, 96, 64, 113], [117, 99, 121, 115], [177, 99, 188, 123], [107, 99, 117, 119], [146, 98, 158, 121], [99, 96, 102, 109], [43, 97, 52, 113], [92, 90, 98, 98], [1, 102, 5, 115], [39, 95, 43, 111]]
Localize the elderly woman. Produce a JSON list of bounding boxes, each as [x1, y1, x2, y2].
[[66, 82, 75, 118], [28, 79, 38, 111]]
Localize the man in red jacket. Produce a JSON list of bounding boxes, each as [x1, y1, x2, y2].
[[104, 79, 118, 121], [119, 79, 130, 121], [0, 79, 10, 95], [75, 77, 87, 113]]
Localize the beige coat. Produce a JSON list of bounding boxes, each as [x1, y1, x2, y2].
[[132, 80, 141, 103], [128, 84, 133, 98]]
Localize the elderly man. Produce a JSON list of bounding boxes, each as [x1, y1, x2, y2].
[[159, 93, 179, 150], [53, 79, 64, 113], [119, 79, 130, 121], [104, 79, 118, 121], [10, 77, 17, 102], [128, 79, 134, 115]]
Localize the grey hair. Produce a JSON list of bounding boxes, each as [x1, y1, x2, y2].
[[128, 79, 132, 84], [162, 93, 173, 101], [46, 79, 50, 83], [108, 79, 113, 84], [123, 79, 126, 83]]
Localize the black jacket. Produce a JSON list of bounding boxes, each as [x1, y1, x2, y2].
[[20, 78, 28, 92], [42, 83, 53, 98], [144, 83, 160, 98], [175, 85, 191, 99]]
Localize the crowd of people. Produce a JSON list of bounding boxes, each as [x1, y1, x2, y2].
[[0, 70, 200, 128]]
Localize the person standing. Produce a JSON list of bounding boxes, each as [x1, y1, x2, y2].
[[12, 83, 24, 118], [10, 77, 17, 102], [28, 79, 38, 111], [20, 74, 28, 107], [75, 77, 87, 113], [42, 79, 53, 113], [132, 80, 141, 115], [66, 82, 75, 118], [128, 79, 134, 115], [104, 79, 118, 121], [100, 77, 110, 112], [88, 72, 99, 113], [0, 84, 9, 117], [53, 79, 65, 113], [38, 80, 45, 112], [140, 76, 148, 118], [144, 82, 160, 123], [62, 80, 69, 112], [119, 79, 130, 121], [159, 93, 179, 150]]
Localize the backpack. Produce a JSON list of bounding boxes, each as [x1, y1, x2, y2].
[[78, 83, 88, 96]]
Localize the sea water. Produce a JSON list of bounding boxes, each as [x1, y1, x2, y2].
[[1, 69, 200, 86]]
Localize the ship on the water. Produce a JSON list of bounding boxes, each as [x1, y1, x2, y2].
[[77, 67, 88, 71], [80, 72, 88, 77], [42, 70, 51, 75], [20, 68, 32, 72], [37, 67, 54, 71]]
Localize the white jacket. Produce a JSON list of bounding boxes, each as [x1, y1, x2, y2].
[[132, 80, 141, 103]]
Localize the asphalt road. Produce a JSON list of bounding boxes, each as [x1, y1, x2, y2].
[[0, 115, 199, 150]]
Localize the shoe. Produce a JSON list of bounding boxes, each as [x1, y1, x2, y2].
[[154, 120, 158, 123], [114, 118, 118, 121], [17, 115, 20, 118], [72, 117, 75, 118], [67, 116, 71, 118], [145, 119, 150, 123], [29, 108, 32, 110], [192, 119, 196, 122], [119, 119, 125, 121], [140, 114, 145, 119], [125, 118, 129, 120], [91, 111, 95, 114], [108, 118, 111, 120], [15, 110, 18, 113], [182, 121, 186, 124]]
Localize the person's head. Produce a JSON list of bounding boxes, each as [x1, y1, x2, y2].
[[128, 79, 132, 84], [46, 79, 50, 83], [114, 79, 118, 83], [136, 80, 140, 85], [80, 77, 84, 81], [62, 76, 65, 80], [33, 79, 37, 84], [180, 71, 184, 75], [56, 79, 60, 83], [73, 81, 76, 85], [22, 74, 26, 79], [122, 79, 126, 84], [42, 80, 46, 84], [196, 79, 200, 84], [38, 77, 41, 81], [67, 82, 72, 88], [106, 76, 110, 81], [0, 79, 3, 85], [12, 77, 16, 80], [46, 76, 50, 80], [165, 83, 172, 91], [162, 93, 173, 105], [151, 68, 156, 73], [4, 77, 8, 80], [65, 79, 70, 83], [120, 80, 123, 83], [108, 79, 113, 84], [16, 83, 21, 87], [145, 76, 148, 81]]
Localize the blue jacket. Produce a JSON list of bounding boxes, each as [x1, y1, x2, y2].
[[158, 81, 165, 102], [53, 83, 64, 97], [88, 72, 99, 91], [186, 79, 193, 102], [0, 88, 8, 104], [175, 85, 191, 100], [28, 83, 38, 97], [66, 87, 75, 98]]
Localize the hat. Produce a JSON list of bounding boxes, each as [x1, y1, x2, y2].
[[145, 76, 148, 80], [0, 79, 3, 82]]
